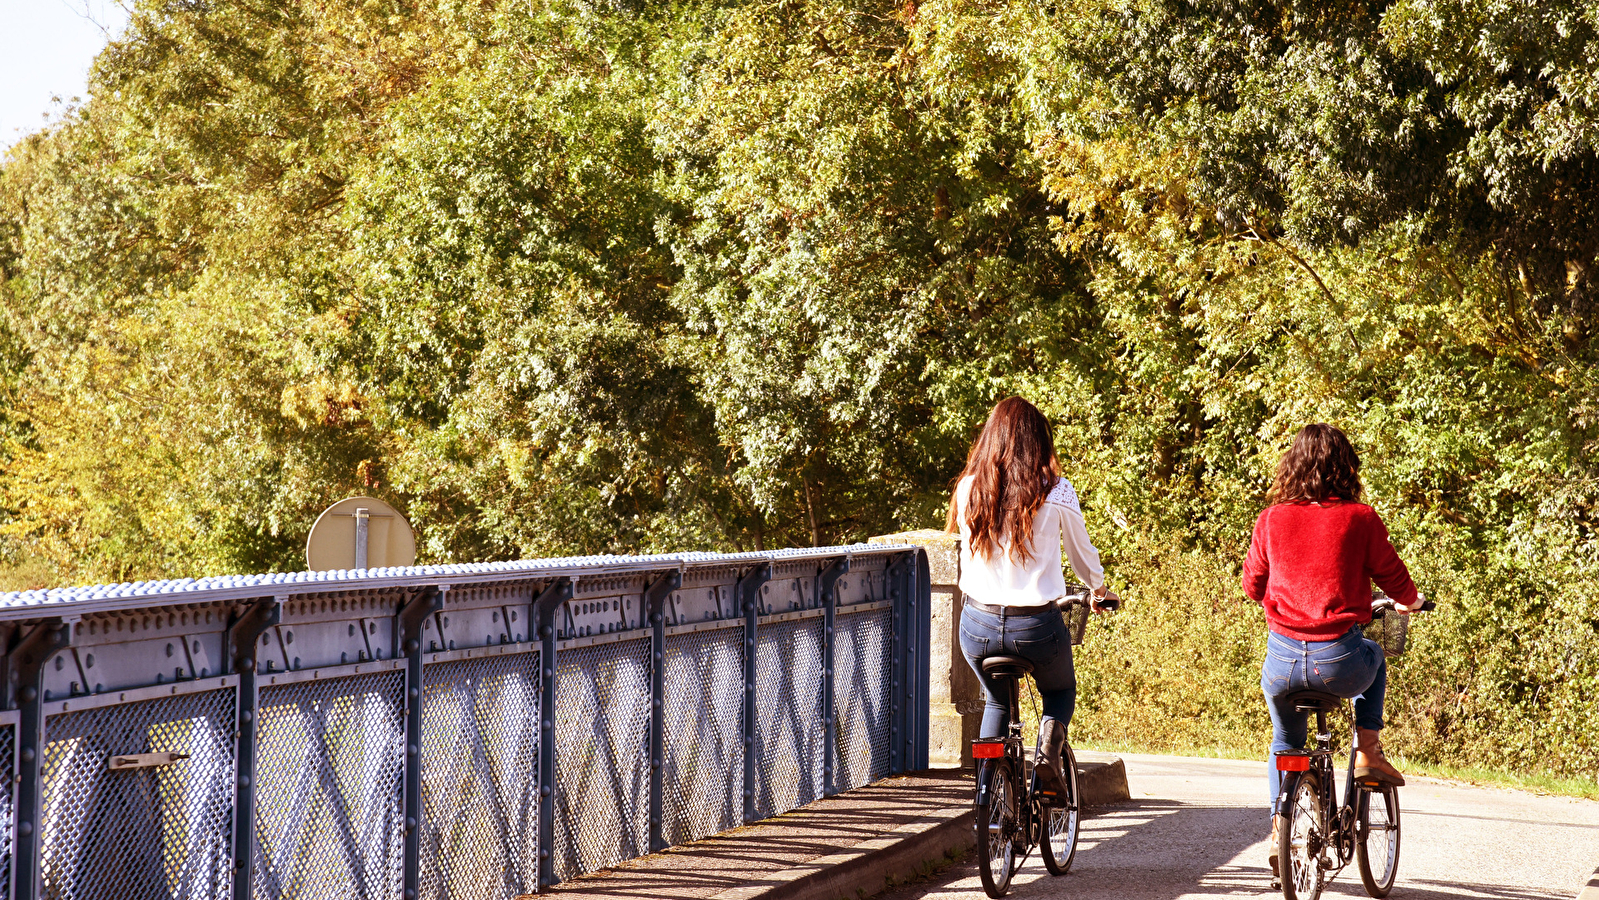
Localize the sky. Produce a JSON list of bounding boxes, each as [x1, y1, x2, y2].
[[1, 0, 131, 150]]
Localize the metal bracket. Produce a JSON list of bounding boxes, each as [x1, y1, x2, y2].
[[400, 585, 446, 900], [911, 549, 931, 770], [108, 751, 189, 771], [737, 561, 771, 824], [818, 556, 849, 796], [885, 554, 909, 775], [228, 597, 281, 900], [534, 577, 573, 890], [644, 570, 682, 852], [10, 618, 69, 900]]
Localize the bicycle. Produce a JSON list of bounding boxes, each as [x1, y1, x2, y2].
[[1273, 594, 1434, 900], [970, 587, 1118, 898]]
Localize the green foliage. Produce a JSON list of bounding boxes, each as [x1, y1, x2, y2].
[[1, 0, 1598, 781]]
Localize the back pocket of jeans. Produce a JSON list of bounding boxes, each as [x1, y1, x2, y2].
[[1014, 633, 1060, 667], [959, 627, 991, 659]]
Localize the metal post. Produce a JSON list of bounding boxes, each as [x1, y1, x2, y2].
[[229, 598, 282, 900], [913, 549, 932, 770], [9, 619, 68, 900], [533, 578, 572, 890], [818, 556, 849, 796], [399, 586, 445, 900], [645, 570, 681, 852], [887, 554, 907, 776], [737, 562, 771, 824]]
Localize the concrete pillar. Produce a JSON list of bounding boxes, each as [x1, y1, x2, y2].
[[868, 529, 980, 769]]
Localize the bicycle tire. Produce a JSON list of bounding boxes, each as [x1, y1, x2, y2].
[[1040, 745, 1079, 875], [1356, 784, 1401, 897], [976, 757, 1019, 897], [1279, 771, 1325, 900]]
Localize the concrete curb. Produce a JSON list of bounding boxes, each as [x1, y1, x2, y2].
[[718, 756, 1130, 900]]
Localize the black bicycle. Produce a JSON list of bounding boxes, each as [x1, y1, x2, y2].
[[971, 588, 1116, 898], [1274, 595, 1434, 900]]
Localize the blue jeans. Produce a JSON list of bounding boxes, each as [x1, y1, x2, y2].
[[1261, 626, 1387, 809], [959, 599, 1076, 737]]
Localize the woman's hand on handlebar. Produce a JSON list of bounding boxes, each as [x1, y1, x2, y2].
[[1393, 591, 1429, 614], [1092, 586, 1121, 613], [1372, 590, 1435, 615]]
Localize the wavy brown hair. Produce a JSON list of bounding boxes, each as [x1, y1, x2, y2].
[[945, 397, 1059, 564], [1269, 423, 1364, 504]]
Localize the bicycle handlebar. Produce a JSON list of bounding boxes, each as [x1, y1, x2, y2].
[[1055, 587, 1120, 612], [1371, 593, 1436, 616]]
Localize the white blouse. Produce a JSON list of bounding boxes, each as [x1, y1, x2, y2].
[[955, 475, 1106, 606]]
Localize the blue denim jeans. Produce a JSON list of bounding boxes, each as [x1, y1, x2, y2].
[[959, 598, 1076, 738], [1261, 626, 1387, 808]]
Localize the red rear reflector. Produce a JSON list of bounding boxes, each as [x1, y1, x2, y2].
[[1275, 753, 1311, 772], [972, 741, 1005, 759]]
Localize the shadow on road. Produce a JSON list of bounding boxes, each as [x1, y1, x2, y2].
[[893, 798, 1571, 900]]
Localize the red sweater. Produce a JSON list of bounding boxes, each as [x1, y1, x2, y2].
[[1241, 501, 1418, 641]]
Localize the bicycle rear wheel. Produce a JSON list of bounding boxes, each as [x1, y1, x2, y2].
[[1040, 745, 1079, 875], [976, 757, 1019, 897], [1279, 772, 1325, 900], [1356, 785, 1401, 897]]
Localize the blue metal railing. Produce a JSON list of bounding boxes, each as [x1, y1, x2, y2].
[[0, 544, 930, 899]]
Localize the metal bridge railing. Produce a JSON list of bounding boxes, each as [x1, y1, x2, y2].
[[0, 544, 931, 899]]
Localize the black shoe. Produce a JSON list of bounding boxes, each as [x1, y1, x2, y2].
[[1034, 716, 1068, 802]]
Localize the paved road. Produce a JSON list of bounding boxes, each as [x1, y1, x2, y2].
[[884, 753, 1599, 900]]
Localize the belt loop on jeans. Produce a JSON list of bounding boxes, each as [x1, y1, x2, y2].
[[964, 597, 1056, 617]]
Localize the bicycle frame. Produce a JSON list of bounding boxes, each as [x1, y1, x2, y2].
[[1275, 704, 1366, 874], [972, 671, 1039, 854]]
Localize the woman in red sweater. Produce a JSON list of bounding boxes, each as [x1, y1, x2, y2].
[[1242, 424, 1423, 871]]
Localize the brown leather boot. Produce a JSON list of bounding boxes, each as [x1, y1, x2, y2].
[[1353, 728, 1406, 787], [1034, 716, 1069, 803]]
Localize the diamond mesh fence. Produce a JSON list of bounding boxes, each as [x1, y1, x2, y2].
[[661, 628, 744, 845], [254, 671, 405, 900], [39, 689, 237, 900], [418, 652, 541, 900], [833, 610, 892, 791], [553, 637, 650, 881], [752, 618, 825, 819], [0, 722, 13, 900]]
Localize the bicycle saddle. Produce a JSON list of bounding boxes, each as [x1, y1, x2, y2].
[[980, 655, 1035, 678], [1286, 690, 1342, 712]]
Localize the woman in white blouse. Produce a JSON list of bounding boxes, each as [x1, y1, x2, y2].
[[948, 397, 1118, 796]]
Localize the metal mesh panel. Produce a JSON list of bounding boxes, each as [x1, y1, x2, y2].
[[553, 638, 650, 880], [833, 610, 892, 791], [753, 619, 824, 819], [40, 690, 236, 900], [661, 628, 743, 845], [0, 722, 13, 900], [418, 652, 540, 900], [254, 671, 405, 900]]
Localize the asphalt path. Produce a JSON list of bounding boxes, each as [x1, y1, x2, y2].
[[883, 753, 1599, 900]]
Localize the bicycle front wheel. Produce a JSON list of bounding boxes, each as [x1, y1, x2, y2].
[[976, 757, 1019, 897], [1356, 784, 1401, 897], [1279, 772, 1325, 900], [1040, 745, 1079, 875]]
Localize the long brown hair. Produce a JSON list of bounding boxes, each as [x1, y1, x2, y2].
[[1268, 423, 1364, 504], [945, 397, 1060, 563]]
